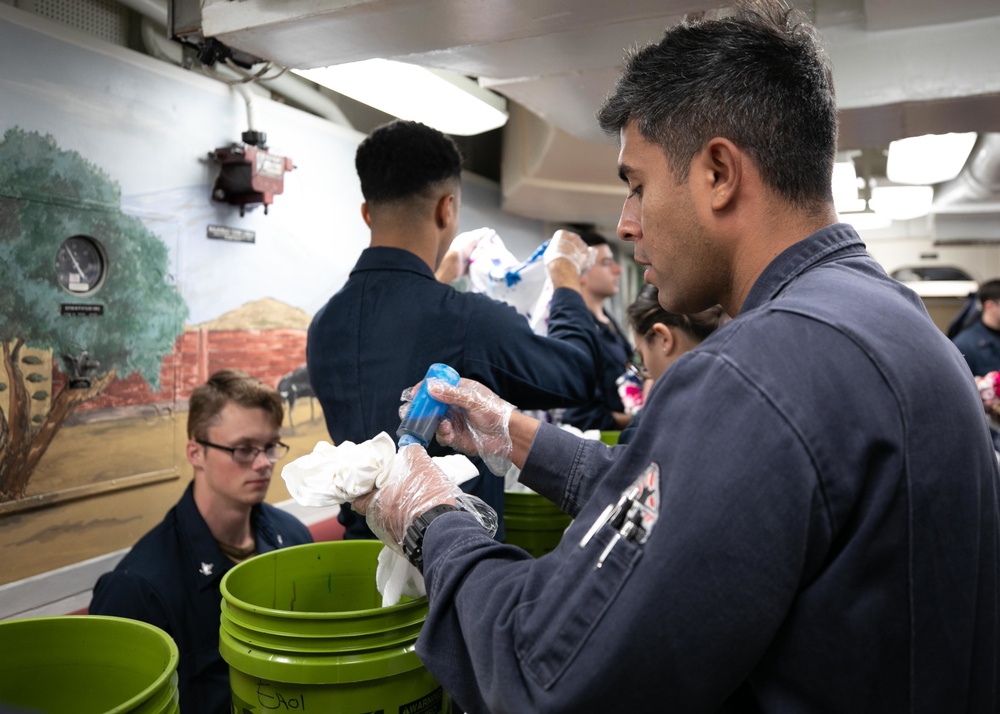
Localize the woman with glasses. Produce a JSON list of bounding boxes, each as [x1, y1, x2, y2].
[[618, 284, 729, 445], [90, 369, 313, 713]]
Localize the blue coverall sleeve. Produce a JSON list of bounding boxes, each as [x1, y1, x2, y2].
[[517, 421, 621, 517], [461, 287, 602, 410], [415, 350, 829, 713]]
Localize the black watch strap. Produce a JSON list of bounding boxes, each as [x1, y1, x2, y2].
[[402, 504, 461, 573]]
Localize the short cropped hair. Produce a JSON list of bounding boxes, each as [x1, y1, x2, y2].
[[597, 0, 837, 211], [355, 119, 463, 206], [627, 284, 729, 342], [187, 369, 283, 440], [576, 228, 610, 248], [979, 280, 1000, 305]]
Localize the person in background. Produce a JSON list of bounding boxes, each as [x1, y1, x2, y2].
[[89, 369, 313, 714], [617, 283, 728, 445], [352, 2, 1000, 711], [559, 229, 634, 432], [951, 279, 1000, 450], [952, 278, 1000, 376], [307, 119, 600, 541]]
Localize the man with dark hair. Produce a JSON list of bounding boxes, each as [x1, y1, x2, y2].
[[353, 4, 1000, 712], [952, 278, 1000, 376], [560, 228, 633, 432], [307, 119, 600, 540], [90, 369, 313, 713]]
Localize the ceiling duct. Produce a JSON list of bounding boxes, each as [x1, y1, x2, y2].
[[933, 133, 1000, 244], [933, 132, 1000, 209]]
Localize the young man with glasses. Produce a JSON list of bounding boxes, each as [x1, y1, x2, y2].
[[90, 369, 312, 713]]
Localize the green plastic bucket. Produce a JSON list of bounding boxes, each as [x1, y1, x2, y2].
[[503, 490, 573, 557], [600, 430, 621, 445], [0, 615, 179, 714], [219, 539, 449, 713]]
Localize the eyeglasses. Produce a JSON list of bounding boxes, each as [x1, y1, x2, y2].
[[625, 358, 650, 380], [196, 439, 290, 464]]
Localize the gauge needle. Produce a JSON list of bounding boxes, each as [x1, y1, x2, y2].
[[68, 249, 86, 278]]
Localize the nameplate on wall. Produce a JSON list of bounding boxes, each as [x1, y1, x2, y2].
[[60, 304, 103, 317], [207, 225, 256, 244]]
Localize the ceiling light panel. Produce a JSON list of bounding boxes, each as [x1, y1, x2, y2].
[[886, 132, 977, 185]]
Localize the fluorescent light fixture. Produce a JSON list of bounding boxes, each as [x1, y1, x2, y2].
[[832, 160, 864, 213], [869, 185, 934, 221], [839, 210, 892, 231], [902, 279, 979, 299], [294, 59, 508, 136], [885, 132, 977, 185]]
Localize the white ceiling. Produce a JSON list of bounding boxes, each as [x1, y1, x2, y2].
[[196, 0, 1000, 229]]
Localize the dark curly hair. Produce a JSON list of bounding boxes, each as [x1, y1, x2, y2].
[[355, 119, 463, 205]]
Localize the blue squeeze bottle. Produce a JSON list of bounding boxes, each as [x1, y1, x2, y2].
[[397, 363, 461, 448]]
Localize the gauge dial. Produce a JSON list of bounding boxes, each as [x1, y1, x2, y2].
[[55, 235, 106, 294]]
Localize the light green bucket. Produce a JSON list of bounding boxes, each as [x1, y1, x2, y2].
[[219, 539, 449, 713], [600, 430, 621, 445], [503, 490, 573, 557], [0, 615, 179, 714]]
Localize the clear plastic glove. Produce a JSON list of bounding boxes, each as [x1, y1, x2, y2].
[[428, 378, 515, 477], [449, 227, 498, 279], [354, 444, 497, 555], [543, 229, 595, 276]]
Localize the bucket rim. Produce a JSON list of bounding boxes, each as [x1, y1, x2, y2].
[[220, 588, 428, 619], [219, 629, 427, 683], [219, 540, 426, 619], [0, 614, 179, 714]]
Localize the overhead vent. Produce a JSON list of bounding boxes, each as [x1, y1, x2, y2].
[[500, 103, 623, 226], [19, 0, 128, 45]]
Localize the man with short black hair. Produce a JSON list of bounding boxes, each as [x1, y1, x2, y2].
[[952, 278, 1000, 376], [354, 4, 1000, 712], [560, 229, 633, 432], [307, 119, 601, 540]]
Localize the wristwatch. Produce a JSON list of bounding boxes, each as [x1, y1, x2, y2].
[[402, 504, 461, 573]]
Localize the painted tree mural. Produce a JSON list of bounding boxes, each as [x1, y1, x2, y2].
[[0, 128, 188, 502]]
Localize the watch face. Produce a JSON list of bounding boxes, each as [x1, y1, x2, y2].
[[55, 235, 106, 294]]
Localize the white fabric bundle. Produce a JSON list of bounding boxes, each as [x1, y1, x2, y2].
[[281, 432, 479, 606]]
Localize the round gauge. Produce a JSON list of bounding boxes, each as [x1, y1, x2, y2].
[[55, 235, 106, 294]]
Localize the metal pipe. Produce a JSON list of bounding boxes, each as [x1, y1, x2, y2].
[[116, 0, 167, 28], [126, 0, 353, 128], [934, 133, 1000, 208]]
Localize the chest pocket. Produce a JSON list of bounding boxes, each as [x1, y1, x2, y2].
[[514, 531, 642, 690]]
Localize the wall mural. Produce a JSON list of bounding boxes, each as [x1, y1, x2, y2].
[[0, 128, 188, 510], [0, 6, 545, 588]]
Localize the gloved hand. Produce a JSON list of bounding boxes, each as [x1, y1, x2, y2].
[[450, 227, 498, 278], [543, 229, 595, 276], [427, 378, 515, 477], [353, 444, 497, 555]]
